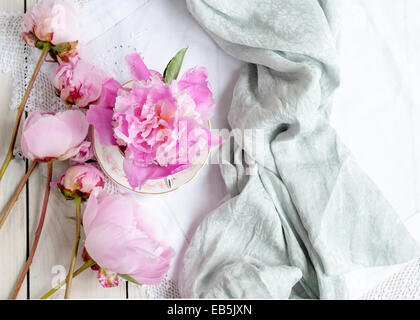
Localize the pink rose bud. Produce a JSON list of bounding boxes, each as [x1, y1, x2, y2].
[[54, 59, 107, 108], [57, 163, 104, 200], [22, 0, 80, 60], [70, 140, 94, 163], [83, 189, 175, 285], [21, 109, 89, 162]]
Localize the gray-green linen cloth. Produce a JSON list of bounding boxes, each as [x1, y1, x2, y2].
[[180, 0, 419, 299]]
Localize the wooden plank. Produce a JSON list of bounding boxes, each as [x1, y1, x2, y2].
[[0, 0, 27, 300], [128, 283, 148, 299], [0, 0, 24, 12]]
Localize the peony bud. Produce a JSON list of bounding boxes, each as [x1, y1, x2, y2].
[[57, 163, 104, 200], [54, 59, 107, 108]]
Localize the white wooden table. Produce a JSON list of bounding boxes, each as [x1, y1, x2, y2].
[[0, 0, 147, 299]]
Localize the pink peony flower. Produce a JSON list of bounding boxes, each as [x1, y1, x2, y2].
[[83, 189, 174, 285], [88, 52, 222, 189], [21, 109, 89, 162], [70, 140, 94, 163], [54, 59, 107, 108], [57, 163, 104, 200], [22, 0, 80, 61]]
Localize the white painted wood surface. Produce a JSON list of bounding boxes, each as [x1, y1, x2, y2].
[[0, 1, 27, 300], [0, 0, 144, 299]]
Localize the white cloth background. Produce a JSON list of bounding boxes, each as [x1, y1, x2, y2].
[[0, 0, 419, 299]]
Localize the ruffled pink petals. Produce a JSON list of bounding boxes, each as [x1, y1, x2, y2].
[[125, 51, 152, 82], [70, 140, 94, 163], [88, 52, 221, 189], [178, 67, 215, 120], [97, 268, 119, 288], [54, 59, 107, 108], [57, 163, 104, 200], [21, 109, 88, 162]]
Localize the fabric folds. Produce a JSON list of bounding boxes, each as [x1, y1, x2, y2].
[[180, 0, 419, 299]]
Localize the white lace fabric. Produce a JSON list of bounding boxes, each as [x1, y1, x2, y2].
[[0, 0, 417, 300], [362, 259, 420, 300]]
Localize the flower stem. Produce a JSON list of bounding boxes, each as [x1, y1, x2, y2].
[[64, 196, 82, 299], [0, 45, 49, 183], [41, 259, 95, 300], [0, 161, 38, 229], [10, 161, 53, 299]]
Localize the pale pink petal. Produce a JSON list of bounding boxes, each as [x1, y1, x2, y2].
[[82, 187, 105, 234], [94, 78, 122, 109], [178, 67, 215, 120], [123, 158, 189, 189], [21, 115, 73, 160], [85, 224, 129, 271], [87, 105, 116, 146], [56, 110, 89, 149], [125, 51, 152, 81]]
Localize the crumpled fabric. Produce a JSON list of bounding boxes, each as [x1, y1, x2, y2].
[[179, 0, 420, 299]]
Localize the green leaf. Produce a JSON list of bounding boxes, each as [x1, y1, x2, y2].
[[163, 47, 188, 84], [119, 274, 142, 286]]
